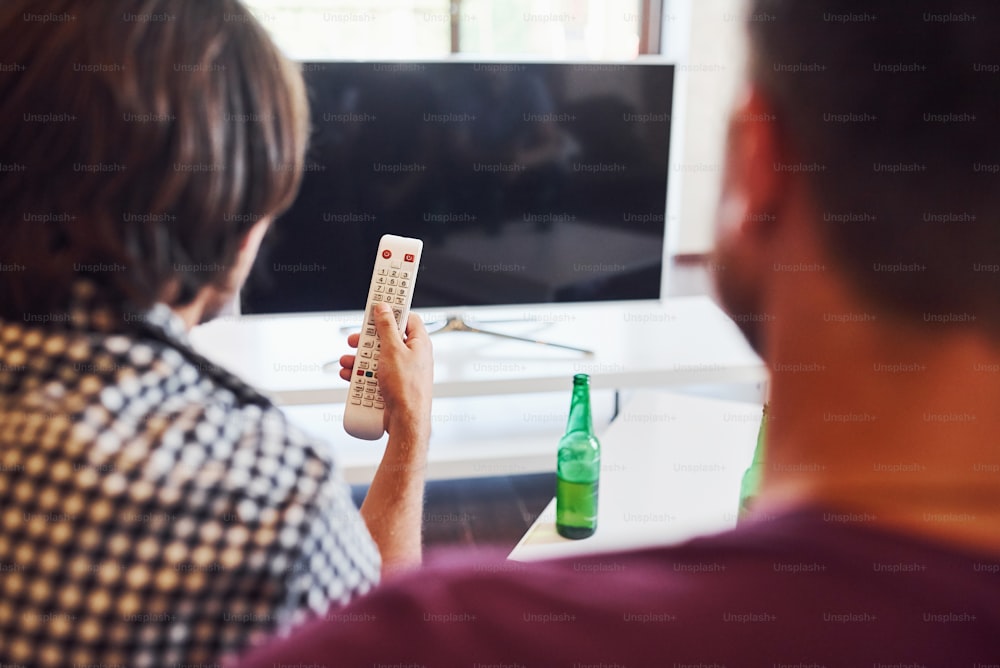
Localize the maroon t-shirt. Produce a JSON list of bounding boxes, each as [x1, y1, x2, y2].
[[238, 507, 1000, 667]]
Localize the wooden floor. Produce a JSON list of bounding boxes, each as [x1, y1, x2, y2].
[[352, 259, 713, 552], [353, 472, 557, 552]]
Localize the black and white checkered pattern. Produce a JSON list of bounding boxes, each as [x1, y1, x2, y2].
[[0, 281, 380, 667]]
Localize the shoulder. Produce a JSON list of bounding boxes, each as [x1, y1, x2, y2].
[[239, 510, 1000, 667], [90, 326, 342, 505], [240, 523, 792, 666]]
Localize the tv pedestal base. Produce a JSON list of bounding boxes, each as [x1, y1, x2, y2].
[[427, 314, 595, 357]]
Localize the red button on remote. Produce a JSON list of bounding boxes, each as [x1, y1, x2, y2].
[[382, 250, 392, 259], [404, 253, 415, 262]]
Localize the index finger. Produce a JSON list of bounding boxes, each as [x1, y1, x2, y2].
[[402, 312, 428, 341]]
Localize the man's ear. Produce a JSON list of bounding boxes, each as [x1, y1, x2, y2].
[[710, 84, 790, 356], [230, 217, 272, 288], [721, 84, 786, 239], [239, 217, 271, 251]]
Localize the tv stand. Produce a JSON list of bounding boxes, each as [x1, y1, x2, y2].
[[426, 314, 594, 357]]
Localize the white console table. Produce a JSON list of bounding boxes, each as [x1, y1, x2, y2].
[[189, 297, 765, 483], [509, 390, 762, 562]]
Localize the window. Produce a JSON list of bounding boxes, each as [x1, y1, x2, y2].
[[242, 0, 452, 59], [457, 0, 643, 59], [242, 0, 658, 61]]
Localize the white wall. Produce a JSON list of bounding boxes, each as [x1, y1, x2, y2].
[[664, 0, 747, 255]]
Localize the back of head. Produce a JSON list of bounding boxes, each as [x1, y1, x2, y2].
[[0, 0, 308, 317], [745, 0, 1000, 335]]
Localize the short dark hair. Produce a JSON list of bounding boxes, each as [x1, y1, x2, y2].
[[746, 0, 1000, 333], [0, 0, 308, 317]]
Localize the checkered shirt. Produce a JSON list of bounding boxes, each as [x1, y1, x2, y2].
[[0, 282, 381, 667]]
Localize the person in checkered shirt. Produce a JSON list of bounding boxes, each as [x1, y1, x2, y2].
[[0, 1, 433, 666]]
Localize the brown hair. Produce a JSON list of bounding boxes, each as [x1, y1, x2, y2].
[[746, 0, 1000, 333], [0, 0, 309, 316]]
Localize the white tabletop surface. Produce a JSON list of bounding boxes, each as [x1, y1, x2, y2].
[[189, 297, 765, 406], [508, 390, 763, 561]]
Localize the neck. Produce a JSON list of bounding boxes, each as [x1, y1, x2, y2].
[[168, 283, 237, 331], [171, 293, 209, 330], [755, 307, 1000, 554]]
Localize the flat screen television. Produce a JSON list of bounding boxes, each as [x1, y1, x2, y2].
[[240, 60, 675, 316]]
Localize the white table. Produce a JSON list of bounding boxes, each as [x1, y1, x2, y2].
[[189, 297, 765, 405], [508, 390, 763, 561], [189, 298, 765, 483]]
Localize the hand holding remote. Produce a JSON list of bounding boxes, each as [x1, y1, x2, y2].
[[342, 235, 429, 440], [340, 303, 433, 440]]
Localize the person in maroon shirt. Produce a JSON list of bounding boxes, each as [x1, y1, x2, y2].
[[239, 0, 1000, 665]]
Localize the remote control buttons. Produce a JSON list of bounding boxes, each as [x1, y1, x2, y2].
[[346, 236, 422, 440]]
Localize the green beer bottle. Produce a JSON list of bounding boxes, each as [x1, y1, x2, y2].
[[737, 402, 768, 523], [556, 374, 601, 539]]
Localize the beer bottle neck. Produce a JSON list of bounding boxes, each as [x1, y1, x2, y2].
[[565, 376, 593, 435]]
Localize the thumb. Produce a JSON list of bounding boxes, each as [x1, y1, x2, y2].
[[373, 302, 403, 347]]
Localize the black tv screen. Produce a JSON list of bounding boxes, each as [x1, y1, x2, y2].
[[241, 60, 675, 314]]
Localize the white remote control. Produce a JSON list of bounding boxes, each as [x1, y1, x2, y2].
[[343, 234, 423, 440]]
